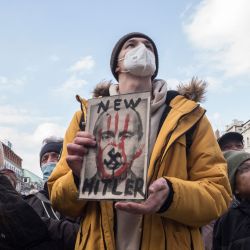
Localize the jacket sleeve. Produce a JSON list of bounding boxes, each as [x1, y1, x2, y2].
[[42, 217, 79, 250], [48, 110, 87, 218], [160, 115, 232, 226]]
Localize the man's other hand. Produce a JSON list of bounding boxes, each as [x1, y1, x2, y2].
[[115, 177, 170, 214]]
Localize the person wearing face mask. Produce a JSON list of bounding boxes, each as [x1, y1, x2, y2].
[[40, 136, 63, 182], [23, 136, 79, 250], [48, 32, 231, 250]]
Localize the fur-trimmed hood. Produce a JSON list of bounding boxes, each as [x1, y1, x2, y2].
[[91, 77, 207, 103]]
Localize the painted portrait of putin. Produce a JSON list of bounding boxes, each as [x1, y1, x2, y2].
[[93, 107, 144, 182]]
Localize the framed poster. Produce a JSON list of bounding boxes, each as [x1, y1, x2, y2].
[[78, 92, 151, 200]]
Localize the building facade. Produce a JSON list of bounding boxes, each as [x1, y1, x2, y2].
[[0, 140, 43, 193], [22, 169, 43, 195], [0, 141, 23, 192]]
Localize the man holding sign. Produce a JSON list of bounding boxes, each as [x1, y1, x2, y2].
[[48, 32, 231, 250]]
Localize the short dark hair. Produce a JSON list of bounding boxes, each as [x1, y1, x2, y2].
[[218, 132, 243, 148]]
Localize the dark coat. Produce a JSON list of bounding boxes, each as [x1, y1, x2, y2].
[[213, 200, 250, 249], [23, 183, 79, 250], [0, 174, 51, 250]]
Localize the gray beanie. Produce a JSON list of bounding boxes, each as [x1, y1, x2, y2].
[[110, 32, 159, 81], [224, 150, 250, 193]]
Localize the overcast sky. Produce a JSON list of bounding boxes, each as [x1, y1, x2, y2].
[[0, 0, 249, 177]]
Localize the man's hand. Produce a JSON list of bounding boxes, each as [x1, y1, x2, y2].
[[66, 131, 96, 177], [115, 177, 170, 214]]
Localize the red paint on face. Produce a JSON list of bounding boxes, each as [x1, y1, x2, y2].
[[114, 113, 130, 177], [115, 112, 119, 135], [107, 114, 111, 131], [96, 128, 107, 179], [96, 111, 143, 180], [96, 127, 116, 179]]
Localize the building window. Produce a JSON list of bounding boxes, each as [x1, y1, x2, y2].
[[247, 137, 250, 147], [23, 177, 30, 183]]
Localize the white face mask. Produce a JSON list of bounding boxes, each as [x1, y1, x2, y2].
[[119, 44, 156, 77]]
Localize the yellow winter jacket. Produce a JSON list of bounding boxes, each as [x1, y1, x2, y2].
[[48, 93, 232, 250]]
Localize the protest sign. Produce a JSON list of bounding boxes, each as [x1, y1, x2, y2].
[[79, 92, 150, 200]]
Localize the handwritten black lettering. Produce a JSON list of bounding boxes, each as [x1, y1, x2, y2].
[[82, 178, 94, 195], [97, 98, 141, 114], [97, 100, 110, 113], [94, 179, 100, 195], [102, 179, 112, 195], [114, 99, 122, 111], [124, 178, 134, 195], [124, 98, 141, 109], [134, 178, 144, 197], [112, 179, 122, 195]]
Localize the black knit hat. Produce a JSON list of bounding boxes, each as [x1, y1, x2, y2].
[[110, 32, 159, 81], [39, 137, 63, 166]]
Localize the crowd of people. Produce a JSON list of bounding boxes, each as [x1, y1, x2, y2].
[[0, 32, 249, 249], [0, 137, 79, 249]]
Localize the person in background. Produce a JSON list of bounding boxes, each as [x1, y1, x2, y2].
[[0, 168, 17, 189], [213, 150, 250, 249], [0, 141, 50, 250], [23, 136, 79, 250], [202, 131, 244, 249], [48, 32, 231, 250], [218, 131, 244, 152]]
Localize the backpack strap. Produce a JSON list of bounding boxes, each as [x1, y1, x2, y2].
[[185, 123, 197, 156], [157, 90, 180, 135], [165, 90, 180, 106], [34, 191, 50, 203], [34, 192, 60, 220]]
